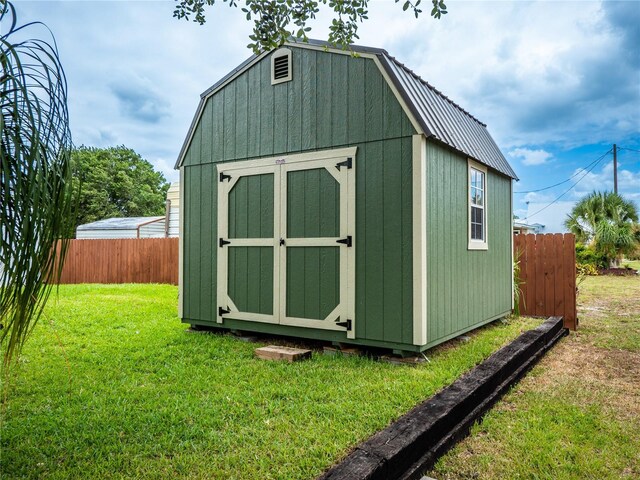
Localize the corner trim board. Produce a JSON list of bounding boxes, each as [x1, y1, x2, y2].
[[412, 134, 428, 346], [178, 166, 185, 318]]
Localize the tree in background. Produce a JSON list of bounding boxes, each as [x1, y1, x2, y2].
[[1, 2, 75, 366], [174, 0, 448, 53], [565, 191, 639, 268], [69, 146, 170, 236]]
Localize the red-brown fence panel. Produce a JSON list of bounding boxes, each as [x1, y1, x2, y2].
[[514, 233, 577, 330], [56, 238, 178, 285]]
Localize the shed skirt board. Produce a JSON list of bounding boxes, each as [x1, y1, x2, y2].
[[216, 148, 357, 339]]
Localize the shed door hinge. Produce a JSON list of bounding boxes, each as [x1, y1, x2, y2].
[[336, 235, 352, 247], [219, 238, 231, 247], [335, 318, 352, 331], [335, 157, 352, 170], [219, 172, 231, 182], [218, 306, 230, 316]]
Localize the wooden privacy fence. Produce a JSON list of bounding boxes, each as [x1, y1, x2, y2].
[[514, 233, 577, 330], [57, 238, 179, 285]]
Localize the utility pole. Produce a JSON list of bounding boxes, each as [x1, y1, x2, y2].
[[613, 143, 618, 194]]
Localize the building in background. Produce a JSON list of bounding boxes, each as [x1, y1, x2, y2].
[[166, 181, 180, 237], [524, 201, 573, 233], [76, 216, 165, 239], [513, 221, 545, 235], [76, 182, 181, 239]]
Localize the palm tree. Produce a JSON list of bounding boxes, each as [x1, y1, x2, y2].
[[1, 2, 75, 367], [565, 191, 639, 267]]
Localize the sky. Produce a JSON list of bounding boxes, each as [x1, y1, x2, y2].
[[9, 0, 640, 231]]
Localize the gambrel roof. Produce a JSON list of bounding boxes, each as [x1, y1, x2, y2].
[[176, 40, 517, 180]]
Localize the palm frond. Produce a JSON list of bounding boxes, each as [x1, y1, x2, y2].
[[1, 2, 75, 367]]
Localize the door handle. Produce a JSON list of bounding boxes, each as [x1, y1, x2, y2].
[[279, 238, 286, 246]]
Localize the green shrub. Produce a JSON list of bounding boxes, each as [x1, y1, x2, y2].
[[575, 243, 607, 269]]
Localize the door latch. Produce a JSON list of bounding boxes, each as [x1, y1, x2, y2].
[[279, 238, 286, 246]]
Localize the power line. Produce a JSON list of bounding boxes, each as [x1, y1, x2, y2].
[[619, 146, 640, 154], [514, 148, 612, 194], [525, 150, 610, 220]]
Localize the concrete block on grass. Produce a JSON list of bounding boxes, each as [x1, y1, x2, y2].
[[255, 345, 312, 362]]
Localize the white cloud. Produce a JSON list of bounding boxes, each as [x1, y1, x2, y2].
[[509, 148, 553, 166], [12, 1, 640, 187], [573, 161, 640, 198], [523, 191, 555, 204], [355, 1, 639, 149]]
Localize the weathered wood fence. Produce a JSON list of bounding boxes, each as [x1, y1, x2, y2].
[[514, 233, 577, 330], [56, 235, 578, 329], [57, 238, 179, 285]]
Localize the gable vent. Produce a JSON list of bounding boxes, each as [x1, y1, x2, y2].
[[271, 48, 292, 85]]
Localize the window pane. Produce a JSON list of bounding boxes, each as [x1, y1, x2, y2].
[[471, 207, 484, 240]]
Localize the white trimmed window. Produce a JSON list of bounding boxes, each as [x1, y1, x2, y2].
[[271, 48, 292, 85], [468, 160, 488, 250]]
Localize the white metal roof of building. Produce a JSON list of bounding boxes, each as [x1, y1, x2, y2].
[[76, 216, 164, 231]]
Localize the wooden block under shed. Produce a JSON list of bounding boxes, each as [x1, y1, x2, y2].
[[255, 345, 312, 362]]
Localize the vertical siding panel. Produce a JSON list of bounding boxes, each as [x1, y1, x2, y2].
[[247, 66, 261, 158], [445, 148, 453, 334], [347, 57, 366, 145], [401, 137, 413, 345], [438, 148, 446, 339], [316, 52, 332, 149], [247, 246, 261, 312], [191, 121, 202, 166], [247, 175, 261, 237], [382, 139, 402, 343], [260, 174, 274, 237], [331, 54, 348, 147], [190, 166, 201, 319], [260, 247, 273, 315], [287, 50, 302, 153], [301, 49, 317, 151], [364, 59, 383, 142], [355, 144, 367, 339], [212, 95, 224, 163], [287, 249, 304, 317], [223, 82, 236, 161], [383, 80, 402, 139], [273, 83, 288, 154], [304, 170, 321, 317], [200, 100, 213, 164], [450, 150, 459, 334], [235, 72, 249, 159], [183, 168, 191, 318], [199, 165, 213, 320], [365, 141, 384, 340], [260, 59, 274, 156]]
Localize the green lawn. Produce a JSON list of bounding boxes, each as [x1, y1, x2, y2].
[[623, 258, 640, 271], [429, 274, 640, 479], [1, 284, 539, 480]]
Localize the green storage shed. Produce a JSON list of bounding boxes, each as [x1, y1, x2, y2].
[[176, 40, 518, 355]]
